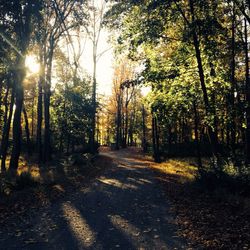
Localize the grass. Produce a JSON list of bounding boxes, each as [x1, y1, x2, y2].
[[150, 158, 197, 183]]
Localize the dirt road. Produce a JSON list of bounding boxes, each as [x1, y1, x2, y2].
[[0, 149, 187, 249]]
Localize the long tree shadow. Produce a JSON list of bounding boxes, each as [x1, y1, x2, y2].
[[0, 154, 187, 249], [40, 158, 188, 249]]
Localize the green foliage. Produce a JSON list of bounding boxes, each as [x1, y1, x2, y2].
[[51, 52, 93, 152], [105, 0, 249, 172]]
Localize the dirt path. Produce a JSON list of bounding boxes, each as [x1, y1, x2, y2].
[[0, 149, 187, 250]]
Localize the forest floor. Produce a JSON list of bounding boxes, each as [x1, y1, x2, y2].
[[0, 148, 249, 249], [149, 156, 250, 249]]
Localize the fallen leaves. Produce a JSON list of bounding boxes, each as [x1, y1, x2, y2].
[[150, 159, 250, 249], [0, 154, 112, 245]]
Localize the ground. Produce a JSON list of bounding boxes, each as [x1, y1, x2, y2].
[[1, 148, 249, 249], [0, 149, 188, 250]]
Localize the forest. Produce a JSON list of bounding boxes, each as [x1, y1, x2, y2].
[[105, 0, 250, 168], [0, 0, 250, 249]]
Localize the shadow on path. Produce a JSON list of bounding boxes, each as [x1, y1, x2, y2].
[[0, 149, 187, 250]]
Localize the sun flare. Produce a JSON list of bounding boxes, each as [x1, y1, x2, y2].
[[25, 55, 40, 75]]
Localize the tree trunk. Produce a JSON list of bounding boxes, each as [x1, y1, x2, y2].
[[142, 105, 147, 152], [1, 87, 14, 172], [90, 44, 97, 153], [43, 88, 51, 161], [37, 77, 43, 161], [0, 78, 3, 130], [230, 4, 236, 152], [31, 87, 35, 139], [189, 0, 218, 161], [245, 18, 250, 163], [9, 57, 25, 172], [193, 101, 202, 171], [23, 105, 31, 155], [115, 94, 121, 150], [124, 104, 129, 147], [43, 44, 54, 162], [152, 115, 160, 163], [8, 1, 32, 173]]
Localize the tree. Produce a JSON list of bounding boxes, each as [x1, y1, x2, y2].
[[83, 0, 109, 152], [105, 0, 249, 168], [3, 0, 39, 173]]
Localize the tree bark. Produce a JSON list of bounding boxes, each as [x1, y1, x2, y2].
[[142, 105, 147, 152], [9, 56, 25, 172], [0, 78, 3, 130], [9, 1, 32, 173], [152, 115, 160, 163], [43, 43, 54, 162], [90, 42, 97, 153], [115, 94, 121, 150], [23, 105, 32, 155], [230, 4, 236, 152], [1, 87, 14, 172], [244, 18, 250, 163], [193, 101, 202, 171], [189, 0, 218, 161]]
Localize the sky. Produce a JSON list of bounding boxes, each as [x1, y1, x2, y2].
[[80, 29, 114, 96], [25, 28, 114, 96]]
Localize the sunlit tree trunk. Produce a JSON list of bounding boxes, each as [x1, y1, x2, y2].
[[90, 45, 97, 152], [142, 105, 147, 152], [9, 0, 33, 174], [86, 0, 106, 153], [9, 56, 25, 172], [115, 94, 122, 150]]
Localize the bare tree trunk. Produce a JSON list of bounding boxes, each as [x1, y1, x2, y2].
[[142, 105, 147, 152], [152, 115, 160, 163], [9, 56, 25, 172], [37, 78, 43, 161], [0, 78, 3, 130], [193, 101, 202, 171], [244, 18, 250, 163], [115, 94, 121, 150], [23, 105, 31, 155], [43, 44, 54, 162], [59, 99, 66, 153], [230, 4, 236, 152], [1, 87, 14, 172], [36, 45, 44, 162], [90, 66, 97, 152], [124, 104, 129, 147], [31, 87, 35, 139], [8, 0, 32, 174]]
